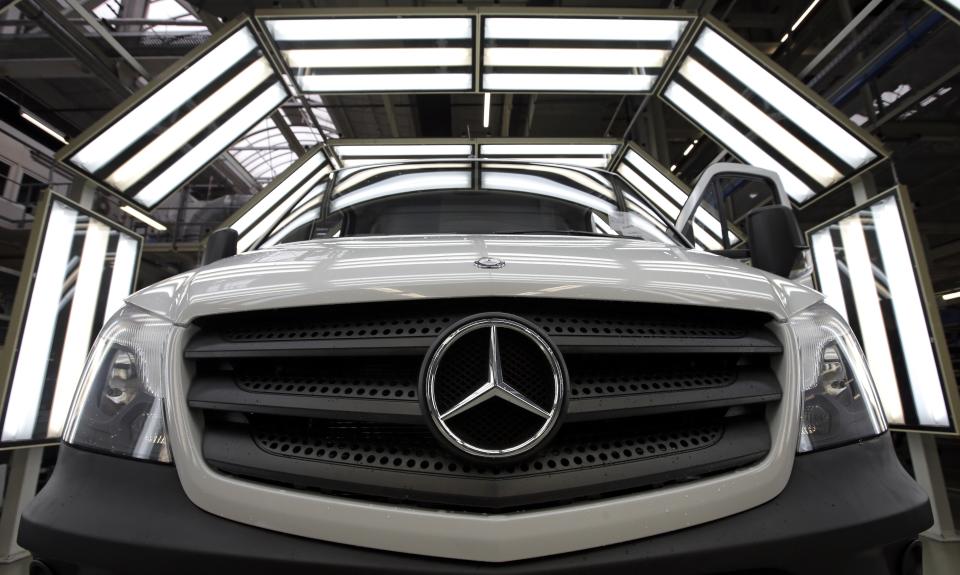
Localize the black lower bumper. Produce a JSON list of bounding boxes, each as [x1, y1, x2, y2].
[[20, 434, 931, 575]]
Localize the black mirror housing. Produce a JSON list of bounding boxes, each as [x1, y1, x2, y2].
[[201, 228, 238, 266], [745, 205, 804, 278]]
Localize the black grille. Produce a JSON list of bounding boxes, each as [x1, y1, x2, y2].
[[187, 298, 781, 511]]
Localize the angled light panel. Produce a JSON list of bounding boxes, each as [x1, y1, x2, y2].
[[660, 20, 885, 204], [261, 15, 474, 93], [808, 188, 959, 433], [56, 21, 289, 210], [479, 142, 619, 169], [226, 146, 333, 253], [613, 144, 739, 250], [0, 193, 142, 447], [334, 142, 474, 167], [481, 15, 690, 92]]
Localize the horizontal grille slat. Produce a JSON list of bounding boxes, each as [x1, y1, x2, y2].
[[203, 415, 770, 511]]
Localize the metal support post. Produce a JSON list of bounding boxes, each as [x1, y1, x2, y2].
[[0, 446, 43, 563], [905, 433, 960, 575]]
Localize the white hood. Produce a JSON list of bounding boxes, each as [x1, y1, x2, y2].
[[128, 235, 822, 324]]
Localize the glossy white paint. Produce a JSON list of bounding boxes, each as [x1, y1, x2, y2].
[[128, 234, 822, 325]]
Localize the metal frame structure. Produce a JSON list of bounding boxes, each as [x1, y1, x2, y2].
[[0, 190, 143, 450], [805, 185, 960, 435], [655, 15, 888, 207], [54, 16, 291, 211]]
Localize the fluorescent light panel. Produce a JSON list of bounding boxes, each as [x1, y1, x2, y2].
[[238, 166, 332, 252], [132, 82, 288, 208], [71, 27, 258, 174], [943, 290, 960, 301], [231, 150, 328, 235], [2, 202, 78, 441], [336, 144, 473, 158], [107, 57, 274, 191], [871, 197, 948, 426], [838, 214, 904, 424], [298, 73, 471, 93], [678, 58, 843, 187], [482, 144, 617, 156], [266, 17, 473, 41], [103, 235, 139, 320], [484, 47, 669, 68], [694, 27, 876, 170], [48, 218, 111, 436], [663, 82, 815, 202], [484, 73, 655, 92], [284, 47, 472, 68], [484, 18, 686, 42], [483, 92, 491, 128], [809, 229, 849, 320]]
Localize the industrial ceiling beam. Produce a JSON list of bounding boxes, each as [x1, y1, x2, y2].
[[62, 0, 150, 78]]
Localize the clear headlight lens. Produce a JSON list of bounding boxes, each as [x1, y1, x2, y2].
[[792, 303, 887, 453], [63, 305, 172, 463]]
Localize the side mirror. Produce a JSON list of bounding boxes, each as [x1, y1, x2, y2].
[[201, 228, 238, 266], [745, 205, 805, 278]]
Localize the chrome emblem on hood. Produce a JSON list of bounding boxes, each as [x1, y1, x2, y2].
[[474, 257, 505, 269]]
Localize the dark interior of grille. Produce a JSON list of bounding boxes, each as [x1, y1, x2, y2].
[[187, 298, 782, 512]]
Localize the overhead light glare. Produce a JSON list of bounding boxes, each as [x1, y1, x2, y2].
[[695, 28, 875, 169], [20, 111, 68, 144], [121, 205, 167, 231], [780, 32, 790, 44], [483, 47, 669, 68], [266, 17, 473, 41], [942, 290, 960, 301], [670, 164, 677, 171], [791, 0, 822, 31], [484, 18, 686, 42], [683, 143, 695, 156], [483, 92, 491, 128], [484, 73, 655, 92]]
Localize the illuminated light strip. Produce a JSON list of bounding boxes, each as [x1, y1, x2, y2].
[[810, 229, 849, 320], [266, 17, 473, 41], [622, 151, 730, 247], [298, 73, 472, 92], [2, 202, 78, 441], [838, 214, 905, 424], [331, 171, 473, 211], [71, 27, 258, 173], [121, 205, 166, 230], [231, 152, 328, 235], [679, 58, 843, 187], [107, 58, 274, 191], [484, 157, 611, 168], [484, 47, 669, 68], [133, 81, 288, 208], [695, 28, 875, 169], [334, 162, 471, 194], [872, 197, 949, 426], [480, 162, 616, 201], [238, 166, 332, 252], [482, 171, 615, 215], [484, 73, 655, 92], [283, 47, 472, 68], [48, 218, 111, 437], [943, 290, 960, 301], [337, 144, 473, 158], [791, 0, 821, 31], [20, 111, 68, 144], [483, 92, 491, 128], [481, 144, 617, 156], [663, 82, 815, 202], [484, 18, 686, 42], [103, 234, 139, 320]]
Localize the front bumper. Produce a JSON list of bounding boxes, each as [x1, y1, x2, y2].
[[21, 434, 930, 575]]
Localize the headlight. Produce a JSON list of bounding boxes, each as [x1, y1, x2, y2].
[[63, 305, 172, 463], [791, 303, 887, 453]]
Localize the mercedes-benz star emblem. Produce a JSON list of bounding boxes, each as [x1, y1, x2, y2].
[[421, 314, 567, 462], [474, 257, 505, 269]]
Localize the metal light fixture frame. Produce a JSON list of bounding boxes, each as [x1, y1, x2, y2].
[[0, 190, 142, 449], [656, 16, 888, 207], [55, 16, 291, 212], [805, 185, 960, 435]]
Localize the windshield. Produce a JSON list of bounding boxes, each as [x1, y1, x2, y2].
[[250, 161, 688, 249]]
